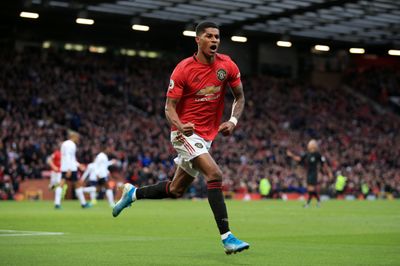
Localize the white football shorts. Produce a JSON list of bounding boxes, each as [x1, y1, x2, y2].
[[50, 171, 62, 186], [170, 131, 212, 178]]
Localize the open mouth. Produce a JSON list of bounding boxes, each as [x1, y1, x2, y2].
[[210, 45, 217, 52]]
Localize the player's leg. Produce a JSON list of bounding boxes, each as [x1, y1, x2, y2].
[[112, 121, 200, 216], [56, 172, 67, 199], [192, 154, 228, 234], [133, 130, 200, 200], [73, 172, 91, 208], [49, 171, 58, 190], [305, 184, 314, 207], [192, 153, 249, 254], [61, 183, 68, 199], [54, 174, 64, 209], [314, 185, 321, 207], [98, 177, 115, 207], [82, 181, 97, 204], [82, 186, 97, 203], [112, 167, 193, 217], [137, 167, 194, 199], [90, 186, 97, 204], [305, 174, 317, 207]]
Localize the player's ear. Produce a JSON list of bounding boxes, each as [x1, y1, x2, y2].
[[195, 36, 200, 45]]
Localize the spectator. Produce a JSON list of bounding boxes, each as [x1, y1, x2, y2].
[[0, 48, 399, 200]]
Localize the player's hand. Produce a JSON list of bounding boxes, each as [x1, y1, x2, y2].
[[218, 121, 235, 136], [77, 179, 85, 187], [179, 122, 195, 136]]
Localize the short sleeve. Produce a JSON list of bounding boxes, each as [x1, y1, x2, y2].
[[228, 60, 241, 88], [166, 64, 185, 99]]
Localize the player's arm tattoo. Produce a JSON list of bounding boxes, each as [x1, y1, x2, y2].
[[230, 82, 245, 120], [165, 97, 183, 129]]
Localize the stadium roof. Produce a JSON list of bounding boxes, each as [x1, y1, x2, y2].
[[7, 0, 400, 46]]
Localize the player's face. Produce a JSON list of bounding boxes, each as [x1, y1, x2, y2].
[[196, 27, 220, 57], [71, 135, 80, 144]]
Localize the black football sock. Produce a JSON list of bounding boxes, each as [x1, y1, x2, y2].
[[207, 180, 230, 235], [136, 181, 172, 200], [314, 191, 320, 202], [307, 191, 313, 204]]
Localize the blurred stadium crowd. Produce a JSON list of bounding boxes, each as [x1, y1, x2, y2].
[[1, 48, 399, 200], [345, 67, 400, 107]]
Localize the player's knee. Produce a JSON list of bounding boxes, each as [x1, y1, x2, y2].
[[206, 169, 223, 182]]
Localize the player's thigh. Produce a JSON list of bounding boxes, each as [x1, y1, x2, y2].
[[192, 153, 222, 182], [170, 167, 195, 192]]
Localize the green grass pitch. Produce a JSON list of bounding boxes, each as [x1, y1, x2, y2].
[[1, 200, 399, 265]]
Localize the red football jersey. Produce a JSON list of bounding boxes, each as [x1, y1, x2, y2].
[[52, 150, 61, 172], [167, 53, 241, 141]]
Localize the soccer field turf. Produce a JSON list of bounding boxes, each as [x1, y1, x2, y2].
[[1, 200, 399, 266]]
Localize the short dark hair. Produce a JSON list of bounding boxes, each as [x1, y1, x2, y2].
[[195, 21, 219, 36]]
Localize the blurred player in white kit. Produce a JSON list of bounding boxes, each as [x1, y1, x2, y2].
[[80, 162, 98, 205], [93, 146, 118, 207], [59, 131, 91, 209]]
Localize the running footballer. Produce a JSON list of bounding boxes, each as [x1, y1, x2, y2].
[[112, 21, 249, 255]]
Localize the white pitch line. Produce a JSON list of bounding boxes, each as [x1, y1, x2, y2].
[[0, 230, 64, 237]]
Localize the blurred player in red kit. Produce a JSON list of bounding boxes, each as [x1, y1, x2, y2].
[[47, 145, 67, 206]]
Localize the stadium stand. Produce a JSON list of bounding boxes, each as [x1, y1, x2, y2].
[[1, 48, 399, 200], [344, 67, 400, 108]]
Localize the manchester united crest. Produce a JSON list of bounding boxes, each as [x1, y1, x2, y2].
[[216, 69, 227, 81], [195, 143, 204, 149]]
